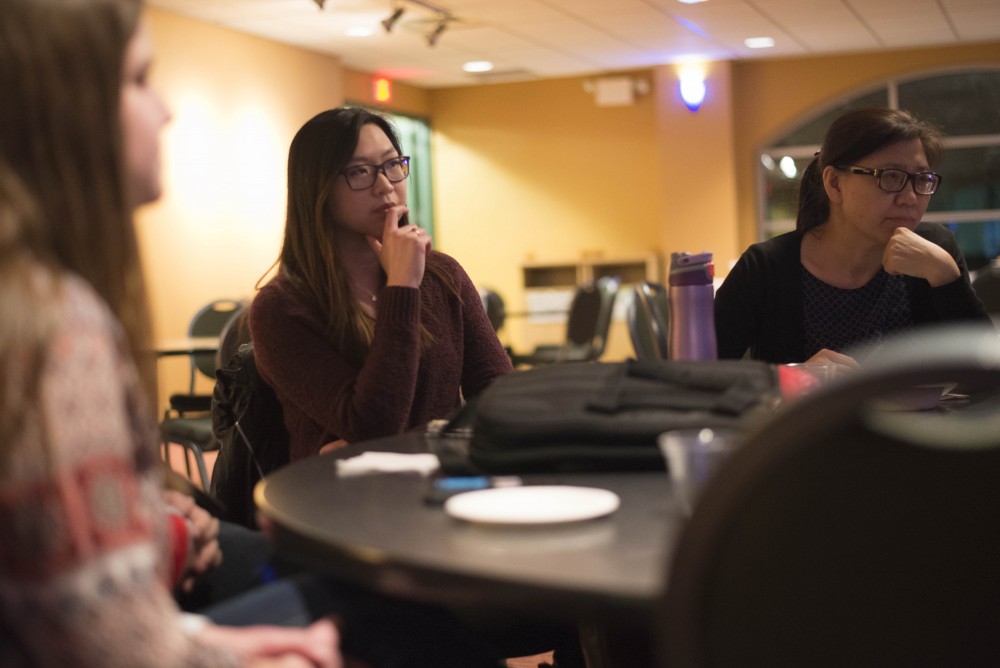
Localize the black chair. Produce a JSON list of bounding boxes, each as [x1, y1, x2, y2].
[[511, 276, 621, 367], [972, 260, 1000, 327], [161, 298, 245, 490], [660, 324, 1000, 668], [210, 326, 290, 529], [478, 287, 507, 332], [626, 280, 668, 361]]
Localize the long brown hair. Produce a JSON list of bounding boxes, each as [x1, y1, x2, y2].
[[796, 108, 944, 232], [0, 165, 56, 452], [0, 0, 154, 415], [269, 107, 457, 366]]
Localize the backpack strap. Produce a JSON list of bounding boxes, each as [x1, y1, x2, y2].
[[587, 359, 774, 416]]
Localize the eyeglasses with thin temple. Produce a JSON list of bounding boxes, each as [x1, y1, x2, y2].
[[342, 156, 411, 190], [835, 165, 942, 195]]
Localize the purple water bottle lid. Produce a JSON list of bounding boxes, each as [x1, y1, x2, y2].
[[669, 251, 714, 286]]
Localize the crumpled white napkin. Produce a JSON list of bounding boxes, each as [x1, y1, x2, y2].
[[335, 452, 440, 477]]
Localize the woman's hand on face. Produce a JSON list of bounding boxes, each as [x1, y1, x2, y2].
[[365, 205, 430, 289], [196, 618, 341, 668], [805, 348, 860, 368], [882, 227, 960, 287]]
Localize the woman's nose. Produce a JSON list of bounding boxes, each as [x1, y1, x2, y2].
[[896, 182, 919, 204], [371, 170, 394, 194]]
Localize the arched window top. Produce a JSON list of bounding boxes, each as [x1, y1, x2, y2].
[[768, 66, 1000, 148], [898, 68, 1000, 137], [772, 88, 888, 148]]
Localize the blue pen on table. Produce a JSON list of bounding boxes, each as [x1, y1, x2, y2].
[[423, 475, 522, 505]]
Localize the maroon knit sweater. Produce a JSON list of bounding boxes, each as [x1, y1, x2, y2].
[[250, 251, 513, 461]]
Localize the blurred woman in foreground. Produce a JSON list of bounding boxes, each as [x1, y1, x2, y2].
[[0, 1, 337, 665]]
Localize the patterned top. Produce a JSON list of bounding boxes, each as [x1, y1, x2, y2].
[[803, 268, 913, 359], [0, 272, 238, 667]]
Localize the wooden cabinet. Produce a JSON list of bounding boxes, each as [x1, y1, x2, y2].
[[516, 254, 662, 360], [522, 253, 661, 291]]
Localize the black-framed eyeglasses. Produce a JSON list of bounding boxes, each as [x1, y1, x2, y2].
[[342, 156, 410, 190], [835, 164, 942, 195]]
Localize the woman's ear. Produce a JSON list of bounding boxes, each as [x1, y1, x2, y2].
[[822, 165, 844, 204]]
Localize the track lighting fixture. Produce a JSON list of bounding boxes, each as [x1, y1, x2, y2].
[[426, 18, 448, 47], [381, 4, 405, 33], [379, 1, 455, 46]]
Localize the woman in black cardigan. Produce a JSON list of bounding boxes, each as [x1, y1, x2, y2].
[[715, 107, 990, 365]]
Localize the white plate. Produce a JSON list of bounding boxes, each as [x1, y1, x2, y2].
[[444, 485, 620, 525]]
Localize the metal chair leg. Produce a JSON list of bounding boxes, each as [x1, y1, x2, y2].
[[161, 434, 211, 493]]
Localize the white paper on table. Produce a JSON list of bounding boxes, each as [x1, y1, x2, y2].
[[335, 452, 440, 477]]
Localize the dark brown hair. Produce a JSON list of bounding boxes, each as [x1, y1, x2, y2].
[[796, 108, 945, 232]]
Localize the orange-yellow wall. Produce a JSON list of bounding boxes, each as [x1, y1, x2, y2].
[[140, 6, 1000, 404], [141, 8, 337, 403], [429, 72, 663, 355], [654, 61, 738, 273], [343, 70, 431, 117]]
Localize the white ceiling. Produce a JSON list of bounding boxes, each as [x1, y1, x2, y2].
[[148, 0, 1000, 88]]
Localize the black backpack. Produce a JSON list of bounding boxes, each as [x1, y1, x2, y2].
[[445, 359, 780, 474], [210, 344, 290, 528]]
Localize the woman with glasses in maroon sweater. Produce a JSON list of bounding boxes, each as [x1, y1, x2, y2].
[[715, 107, 990, 366], [250, 108, 512, 462]]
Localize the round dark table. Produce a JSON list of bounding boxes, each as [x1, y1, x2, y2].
[[256, 432, 684, 665]]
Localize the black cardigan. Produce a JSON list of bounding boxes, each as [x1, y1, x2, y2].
[[714, 223, 990, 363]]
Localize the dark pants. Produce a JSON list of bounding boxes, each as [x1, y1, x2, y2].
[[175, 520, 280, 612], [184, 522, 583, 667]]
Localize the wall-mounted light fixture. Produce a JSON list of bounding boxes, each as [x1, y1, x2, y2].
[[678, 65, 707, 112]]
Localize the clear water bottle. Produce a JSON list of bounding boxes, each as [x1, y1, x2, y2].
[[668, 251, 717, 360]]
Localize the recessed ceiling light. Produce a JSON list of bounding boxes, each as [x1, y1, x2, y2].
[[745, 37, 775, 49], [345, 26, 375, 37], [678, 0, 708, 4], [463, 60, 494, 73]]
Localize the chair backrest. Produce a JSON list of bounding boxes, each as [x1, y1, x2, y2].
[[590, 275, 621, 359], [563, 276, 620, 359], [660, 324, 1000, 668], [626, 281, 668, 361], [210, 342, 290, 529], [563, 280, 603, 347], [215, 305, 251, 371], [187, 299, 245, 391], [972, 261, 1000, 328], [478, 287, 507, 332]]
